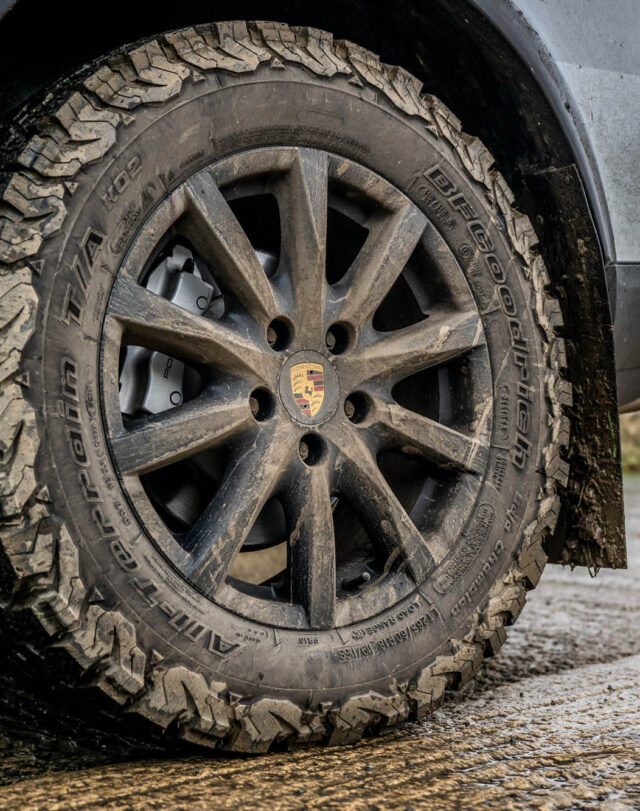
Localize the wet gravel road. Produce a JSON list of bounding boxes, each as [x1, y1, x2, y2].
[[0, 482, 639, 809]]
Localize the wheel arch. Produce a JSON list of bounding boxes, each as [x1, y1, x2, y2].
[[0, 0, 625, 569]]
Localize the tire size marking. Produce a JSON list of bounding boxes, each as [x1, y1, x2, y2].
[[332, 597, 440, 663]]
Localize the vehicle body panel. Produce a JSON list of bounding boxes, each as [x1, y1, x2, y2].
[[472, 0, 640, 411], [516, 0, 639, 264]]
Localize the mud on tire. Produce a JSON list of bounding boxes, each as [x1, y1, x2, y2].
[[0, 21, 571, 751]]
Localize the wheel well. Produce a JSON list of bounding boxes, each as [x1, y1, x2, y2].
[[0, 0, 624, 568]]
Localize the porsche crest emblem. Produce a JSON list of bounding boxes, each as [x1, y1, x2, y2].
[[290, 362, 325, 418]]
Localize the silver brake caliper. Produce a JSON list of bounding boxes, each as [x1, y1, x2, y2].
[[119, 245, 217, 416]]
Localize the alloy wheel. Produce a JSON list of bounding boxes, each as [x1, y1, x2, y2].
[[101, 146, 492, 631]]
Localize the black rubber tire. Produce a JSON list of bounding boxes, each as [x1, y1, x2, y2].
[[0, 22, 571, 752]]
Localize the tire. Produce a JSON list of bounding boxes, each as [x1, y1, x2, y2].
[[0, 21, 571, 752]]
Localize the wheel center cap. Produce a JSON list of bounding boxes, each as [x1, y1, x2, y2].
[[279, 350, 340, 426]]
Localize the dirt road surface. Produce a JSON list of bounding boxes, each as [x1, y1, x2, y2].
[[0, 481, 639, 810]]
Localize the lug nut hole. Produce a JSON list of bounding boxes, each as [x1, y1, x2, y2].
[[267, 318, 292, 351], [299, 434, 324, 466], [250, 388, 274, 422], [325, 323, 351, 355], [344, 392, 369, 424]]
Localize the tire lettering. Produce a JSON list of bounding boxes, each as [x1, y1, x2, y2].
[[333, 598, 440, 662], [433, 503, 496, 594], [131, 577, 243, 657], [425, 165, 456, 196], [59, 230, 105, 324], [505, 490, 526, 533], [100, 156, 143, 210], [449, 192, 477, 220], [451, 540, 505, 616], [468, 221, 494, 252]]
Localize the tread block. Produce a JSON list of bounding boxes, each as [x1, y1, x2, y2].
[[329, 690, 409, 745], [256, 22, 346, 76], [231, 697, 322, 753], [136, 665, 233, 740], [61, 605, 145, 697], [19, 93, 120, 177]]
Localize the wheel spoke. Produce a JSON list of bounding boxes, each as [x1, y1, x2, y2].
[[328, 425, 436, 583], [345, 309, 483, 386], [108, 277, 277, 381], [370, 396, 488, 475], [335, 202, 426, 325], [184, 171, 279, 320], [278, 149, 329, 342], [112, 389, 253, 476], [183, 423, 296, 597], [286, 465, 336, 629]]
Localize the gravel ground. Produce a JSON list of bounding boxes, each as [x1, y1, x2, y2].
[[0, 482, 638, 809]]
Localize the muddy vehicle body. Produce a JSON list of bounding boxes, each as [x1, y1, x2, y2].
[[0, 0, 637, 751]]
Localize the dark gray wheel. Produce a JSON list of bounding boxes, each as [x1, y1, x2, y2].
[[0, 22, 570, 751], [103, 148, 491, 631]]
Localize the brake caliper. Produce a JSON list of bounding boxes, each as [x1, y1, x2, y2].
[[119, 245, 216, 415]]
